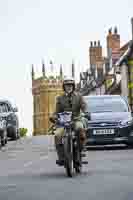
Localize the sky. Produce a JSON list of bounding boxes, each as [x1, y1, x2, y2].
[[0, 0, 133, 135]]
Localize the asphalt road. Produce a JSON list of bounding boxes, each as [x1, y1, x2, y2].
[[0, 136, 133, 200]]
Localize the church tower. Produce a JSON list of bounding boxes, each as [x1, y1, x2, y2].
[[32, 62, 64, 135]]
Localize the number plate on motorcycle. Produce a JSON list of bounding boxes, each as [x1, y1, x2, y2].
[[59, 113, 72, 123], [61, 137, 64, 144]]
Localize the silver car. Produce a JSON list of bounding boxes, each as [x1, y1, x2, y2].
[[0, 116, 7, 146], [0, 100, 19, 141], [83, 95, 133, 147]]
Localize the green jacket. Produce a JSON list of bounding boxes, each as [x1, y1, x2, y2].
[[55, 92, 86, 120]]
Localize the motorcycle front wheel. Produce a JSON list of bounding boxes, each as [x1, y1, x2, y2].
[[63, 134, 74, 177], [74, 132, 82, 174]]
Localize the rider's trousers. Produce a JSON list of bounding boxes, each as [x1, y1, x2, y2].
[[54, 120, 86, 161]]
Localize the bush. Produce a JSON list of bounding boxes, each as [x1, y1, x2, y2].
[[19, 128, 28, 137]]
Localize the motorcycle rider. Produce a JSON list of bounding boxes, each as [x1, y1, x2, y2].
[[50, 76, 87, 165]]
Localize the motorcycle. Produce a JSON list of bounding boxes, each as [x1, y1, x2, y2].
[[50, 111, 88, 177]]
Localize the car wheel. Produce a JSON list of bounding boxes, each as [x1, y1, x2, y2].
[[13, 131, 17, 140], [17, 130, 20, 139], [1, 130, 7, 146], [1, 138, 5, 146], [128, 144, 133, 148], [11, 127, 18, 140], [5, 137, 7, 144]]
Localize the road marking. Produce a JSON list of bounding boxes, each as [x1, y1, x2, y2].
[[0, 184, 17, 190], [24, 161, 33, 167], [23, 155, 49, 167], [40, 155, 49, 160]]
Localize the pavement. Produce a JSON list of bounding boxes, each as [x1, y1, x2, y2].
[[0, 136, 133, 200]]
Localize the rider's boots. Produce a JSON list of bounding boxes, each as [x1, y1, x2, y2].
[[55, 144, 64, 166], [79, 129, 86, 151]]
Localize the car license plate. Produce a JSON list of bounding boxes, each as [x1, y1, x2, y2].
[[93, 129, 114, 135]]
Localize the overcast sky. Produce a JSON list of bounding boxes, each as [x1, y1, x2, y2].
[[0, 0, 133, 135]]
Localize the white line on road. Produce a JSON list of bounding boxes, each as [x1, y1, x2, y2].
[[23, 155, 49, 167], [0, 184, 17, 190], [40, 155, 49, 160], [24, 161, 33, 167]]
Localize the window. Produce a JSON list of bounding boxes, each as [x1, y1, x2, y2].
[[6, 104, 11, 112], [85, 97, 128, 113], [0, 103, 8, 113]]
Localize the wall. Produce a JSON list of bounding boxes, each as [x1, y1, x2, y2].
[[121, 63, 128, 97]]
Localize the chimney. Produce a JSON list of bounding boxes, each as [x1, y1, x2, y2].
[[42, 59, 45, 77], [114, 26, 118, 34], [50, 60, 54, 74], [98, 40, 100, 46], [107, 26, 120, 59], [31, 64, 35, 80], [60, 64, 63, 78], [108, 28, 112, 34], [72, 60, 75, 78], [131, 17, 133, 40]]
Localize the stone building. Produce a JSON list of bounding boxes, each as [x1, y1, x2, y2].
[[31, 61, 75, 135], [116, 41, 133, 110], [32, 62, 63, 135]]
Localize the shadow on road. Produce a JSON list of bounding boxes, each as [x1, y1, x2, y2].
[[38, 171, 89, 180], [86, 144, 133, 151]]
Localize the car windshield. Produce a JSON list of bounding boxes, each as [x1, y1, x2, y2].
[[0, 104, 6, 113], [84, 97, 129, 113]]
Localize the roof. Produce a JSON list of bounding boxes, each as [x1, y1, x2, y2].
[[0, 98, 10, 102], [0, 99, 13, 106], [106, 81, 121, 94], [116, 40, 133, 66], [120, 41, 131, 51], [79, 73, 109, 95]]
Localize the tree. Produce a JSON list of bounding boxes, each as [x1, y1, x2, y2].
[[19, 128, 28, 137]]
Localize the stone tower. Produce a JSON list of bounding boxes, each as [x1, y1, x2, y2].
[[31, 63, 64, 135]]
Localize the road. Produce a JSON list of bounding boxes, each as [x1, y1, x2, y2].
[[0, 136, 133, 200]]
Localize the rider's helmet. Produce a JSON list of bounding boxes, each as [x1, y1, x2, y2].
[[63, 76, 75, 91]]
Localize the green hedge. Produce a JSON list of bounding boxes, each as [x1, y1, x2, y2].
[[19, 128, 28, 137]]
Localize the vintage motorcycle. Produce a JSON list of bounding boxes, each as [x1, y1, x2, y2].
[[50, 111, 88, 177]]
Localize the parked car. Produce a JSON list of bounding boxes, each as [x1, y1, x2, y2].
[[0, 116, 7, 146], [83, 95, 133, 147], [0, 99, 19, 140]]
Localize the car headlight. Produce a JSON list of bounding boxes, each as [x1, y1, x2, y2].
[[120, 120, 133, 126]]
